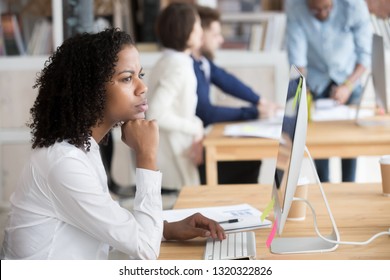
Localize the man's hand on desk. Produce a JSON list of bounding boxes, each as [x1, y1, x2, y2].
[[258, 98, 279, 119], [330, 84, 352, 105], [163, 213, 226, 241]]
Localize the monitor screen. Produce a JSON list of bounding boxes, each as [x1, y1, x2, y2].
[[372, 34, 390, 114], [272, 65, 307, 235]]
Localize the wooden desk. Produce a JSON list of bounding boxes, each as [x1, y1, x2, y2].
[[159, 183, 390, 260], [204, 120, 390, 185]]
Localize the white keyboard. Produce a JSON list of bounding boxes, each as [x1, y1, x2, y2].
[[204, 231, 256, 260]]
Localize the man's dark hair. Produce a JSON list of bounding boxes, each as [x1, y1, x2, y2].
[[196, 4, 221, 29]]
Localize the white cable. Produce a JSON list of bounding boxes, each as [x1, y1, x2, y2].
[[296, 197, 390, 245], [302, 147, 390, 245]]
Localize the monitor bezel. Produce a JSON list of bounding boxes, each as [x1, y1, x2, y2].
[[372, 34, 389, 114], [272, 65, 307, 235]]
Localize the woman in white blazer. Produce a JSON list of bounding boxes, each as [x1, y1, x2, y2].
[[147, 3, 204, 192]]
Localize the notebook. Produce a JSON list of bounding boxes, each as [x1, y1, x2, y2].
[[163, 203, 272, 232], [204, 231, 256, 260]]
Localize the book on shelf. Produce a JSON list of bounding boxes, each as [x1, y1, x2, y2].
[[248, 23, 265, 51], [262, 12, 286, 52], [377, 19, 390, 49], [27, 19, 52, 55], [0, 25, 5, 56], [1, 13, 26, 56], [218, 0, 242, 13], [217, 0, 283, 13], [221, 12, 286, 52], [221, 21, 251, 50], [262, 0, 284, 11], [371, 15, 390, 49], [370, 14, 380, 34]]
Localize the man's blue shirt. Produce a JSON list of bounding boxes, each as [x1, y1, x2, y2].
[[285, 0, 372, 95], [193, 56, 260, 127]]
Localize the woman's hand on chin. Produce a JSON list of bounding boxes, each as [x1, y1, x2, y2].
[[121, 119, 159, 170]]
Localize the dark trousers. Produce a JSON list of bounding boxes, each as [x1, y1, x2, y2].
[[314, 158, 356, 182], [198, 160, 261, 185], [312, 80, 361, 182]]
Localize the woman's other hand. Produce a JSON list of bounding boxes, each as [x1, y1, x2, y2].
[[163, 213, 226, 241]]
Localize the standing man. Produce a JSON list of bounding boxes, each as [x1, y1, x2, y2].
[[285, 0, 372, 182], [192, 5, 277, 184]]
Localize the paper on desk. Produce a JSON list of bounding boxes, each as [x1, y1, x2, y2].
[[312, 105, 374, 121], [163, 203, 272, 232], [223, 120, 282, 139]]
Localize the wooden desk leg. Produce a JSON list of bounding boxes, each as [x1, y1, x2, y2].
[[206, 146, 218, 186]]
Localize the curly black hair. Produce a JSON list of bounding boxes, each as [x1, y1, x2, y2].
[[29, 28, 135, 151]]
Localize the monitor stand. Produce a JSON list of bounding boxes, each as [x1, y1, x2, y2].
[[354, 73, 390, 127], [271, 147, 340, 254], [355, 118, 390, 127], [270, 231, 339, 254]]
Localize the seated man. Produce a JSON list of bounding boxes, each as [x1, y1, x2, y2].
[[192, 5, 277, 184]]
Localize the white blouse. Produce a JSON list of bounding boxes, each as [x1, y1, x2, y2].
[[147, 49, 204, 190], [1, 138, 163, 260]]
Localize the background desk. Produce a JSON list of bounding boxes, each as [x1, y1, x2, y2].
[[159, 183, 390, 260], [203, 120, 390, 185]]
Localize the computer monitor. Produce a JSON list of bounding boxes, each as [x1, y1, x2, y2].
[[272, 65, 307, 235], [270, 65, 340, 254], [372, 34, 390, 114], [356, 34, 390, 126]]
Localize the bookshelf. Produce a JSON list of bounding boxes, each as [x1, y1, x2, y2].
[[0, 0, 135, 57], [220, 11, 286, 51], [0, 0, 63, 207], [215, 0, 284, 12], [0, 0, 142, 207], [0, 0, 63, 56], [212, 0, 285, 51]]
